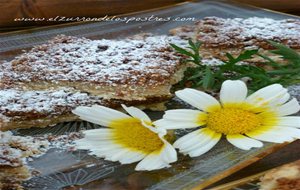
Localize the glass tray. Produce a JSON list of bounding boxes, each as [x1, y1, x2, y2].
[[1, 0, 299, 189]]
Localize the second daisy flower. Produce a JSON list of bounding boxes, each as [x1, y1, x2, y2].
[[154, 80, 300, 157]]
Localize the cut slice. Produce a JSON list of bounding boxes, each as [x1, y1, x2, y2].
[[259, 160, 300, 190], [0, 87, 173, 131], [170, 17, 300, 64], [1, 35, 187, 102], [0, 131, 49, 190]]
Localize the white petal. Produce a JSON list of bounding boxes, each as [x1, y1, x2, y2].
[[143, 120, 167, 135], [162, 109, 207, 123], [276, 126, 300, 139], [75, 139, 118, 150], [175, 88, 220, 112], [246, 127, 294, 143], [153, 119, 200, 130], [246, 84, 283, 100], [73, 105, 130, 126], [248, 89, 289, 108], [76, 137, 147, 164], [220, 80, 248, 104], [275, 98, 300, 116], [108, 149, 146, 164], [121, 104, 151, 122], [226, 134, 263, 150], [261, 89, 288, 107], [108, 149, 131, 162], [72, 107, 105, 125], [188, 134, 221, 157], [100, 147, 126, 160], [90, 105, 131, 120], [135, 153, 169, 171], [82, 129, 113, 140], [119, 152, 146, 164], [246, 84, 285, 105], [173, 129, 211, 150], [278, 116, 300, 128], [268, 93, 290, 107], [174, 128, 221, 157], [159, 136, 177, 163]]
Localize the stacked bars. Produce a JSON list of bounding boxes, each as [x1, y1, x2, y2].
[[170, 17, 300, 64], [0, 35, 188, 130], [0, 87, 173, 131], [0, 88, 104, 131]]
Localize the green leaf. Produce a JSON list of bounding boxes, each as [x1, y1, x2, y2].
[[202, 66, 214, 90], [170, 43, 194, 57], [235, 49, 259, 61], [256, 53, 281, 68], [226, 53, 235, 63], [268, 40, 300, 65], [170, 39, 300, 93]]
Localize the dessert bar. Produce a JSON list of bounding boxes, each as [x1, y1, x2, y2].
[[1, 35, 187, 102], [170, 17, 300, 64], [0, 131, 48, 190], [0, 86, 172, 131]]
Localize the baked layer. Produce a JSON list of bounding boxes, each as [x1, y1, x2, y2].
[[0, 166, 30, 190], [0, 87, 172, 131], [3, 63, 187, 101], [0, 35, 186, 100], [170, 17, 300, 64], [259, 160, 300, 190], [0, 131, 49, 190]]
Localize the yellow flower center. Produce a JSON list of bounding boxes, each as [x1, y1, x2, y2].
[[110, 118, 164, 154], [206, 108, 263, 135]]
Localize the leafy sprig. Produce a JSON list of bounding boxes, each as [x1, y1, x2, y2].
[[170, 39, 300, 92]]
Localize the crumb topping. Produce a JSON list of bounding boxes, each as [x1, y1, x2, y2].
[[0, 88, 103, 121], [0, 131, 48, 167], [194, 17, 300, 49], [1, 35, 185, 86]]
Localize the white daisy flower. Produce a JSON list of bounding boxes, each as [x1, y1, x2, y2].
[[72, 104, 177, 171], [154, 80, 300, 157]]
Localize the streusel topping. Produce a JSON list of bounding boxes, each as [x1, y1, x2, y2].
[[0, 88, 103, 121], [1, 35, 185, 86], [194, 17, 300, 49]]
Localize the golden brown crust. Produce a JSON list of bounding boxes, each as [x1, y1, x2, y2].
[[0, 35, 185, 89], [0, 86, 172, 131], [0, 131, 49, 190], [260, 160, 300, 190], [172, 17, 300, 49], [170, 17, 300, 64]]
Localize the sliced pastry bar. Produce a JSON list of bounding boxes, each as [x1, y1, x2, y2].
[[0, 86, 172, 131], [0, 87, 103, 131], [170, 17, 300, 64], [259, 160, 300, 190], [0, 131, 48, 190], [1, 35, 187, 102]]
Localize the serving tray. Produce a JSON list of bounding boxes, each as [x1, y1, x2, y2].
[[1, 0, 299, 189]]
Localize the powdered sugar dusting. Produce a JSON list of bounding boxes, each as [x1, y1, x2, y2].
[[0, 88, 103, 121], [2, 35, 185, 86], [0, 131, 49, 167], [196, 17, 300, 48]]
